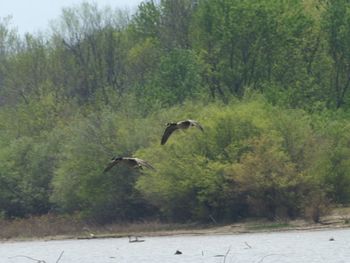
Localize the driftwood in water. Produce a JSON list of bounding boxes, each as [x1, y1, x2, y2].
[[9, 255, 46, 263], [9, 251, 64, 263], [257, 253, 287, 263], [223, 246, 231, 263], [244, 241, 252, 249], [128, 235, 145, 243]]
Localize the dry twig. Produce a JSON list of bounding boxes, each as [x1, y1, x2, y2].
[[55, 251, 64, 263], [257, 253, 287, 263], [223, 246, 231, 263], [9, 255, 46, 263], [9, 251, 64, 263], [244, 241, 252, 249]]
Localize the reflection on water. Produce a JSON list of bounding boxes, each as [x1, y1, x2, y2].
[[1, 228, 350, 263]]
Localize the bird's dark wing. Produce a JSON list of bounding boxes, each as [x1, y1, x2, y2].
[[121, 158, 138, 167], [161, 124, 178, 145], [189, 120, 204, 131], [103, 160, 118, 173], [134, 158, 155, 170]]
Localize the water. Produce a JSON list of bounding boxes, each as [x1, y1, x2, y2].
[[1, 228, 350, 263]]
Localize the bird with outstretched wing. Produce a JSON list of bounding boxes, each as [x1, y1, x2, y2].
[[161, 119, 204, 145], [103, 157, 155, 173]]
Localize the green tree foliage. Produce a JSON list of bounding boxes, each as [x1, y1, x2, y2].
[[2, 0, 350, 224], [322, 0, 350, 108], [51, 106, 160, 222], [192, 0, 329, 108], [136, 99, 330, 221], [50, 2, 131, 103], [310, 119, 350, 203], [225, 134, 305, 219], [142, 48, 203, 107], [130, 1, 161, 40]]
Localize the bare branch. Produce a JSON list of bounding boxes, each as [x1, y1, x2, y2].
[[9, 255, 46, 263], [256, 253, 287, 263], [209, 214, 217, 224], [244, 241, 252, 249], [9, 251, 63, 263], [223, 246, 231, 263], [55, 251, 64, 263]]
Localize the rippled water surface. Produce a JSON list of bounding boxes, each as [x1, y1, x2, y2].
[[1, 228, 350, 263]]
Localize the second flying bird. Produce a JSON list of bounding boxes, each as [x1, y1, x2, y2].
[[161, 119, 204, 145]]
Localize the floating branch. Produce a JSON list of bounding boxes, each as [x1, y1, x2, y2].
[[9, 255, 46, 263], [128, 235, 145, 243], [244, 241, 252, 249], [257, 253, 287, 263], [223, 246, 231, 263], [55, 251, 64, 263], [9, 251, 64, 263]]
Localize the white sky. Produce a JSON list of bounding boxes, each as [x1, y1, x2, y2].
[[0, 0, 144, 35]]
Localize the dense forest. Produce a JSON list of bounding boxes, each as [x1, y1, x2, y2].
[[1, 0, 350, 224]]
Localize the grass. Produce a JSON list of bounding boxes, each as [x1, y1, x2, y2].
[[0, 215, 301, 241], [2, 206, 350, 241], [0, 214, 201, 241], [0, 214, 84, 240]]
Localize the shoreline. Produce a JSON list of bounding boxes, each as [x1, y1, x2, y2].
[[2, 214, 350, 243]]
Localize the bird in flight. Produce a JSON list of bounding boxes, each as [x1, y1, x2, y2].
[[103, 157, 155, 173], [161, 119, 204, 145]]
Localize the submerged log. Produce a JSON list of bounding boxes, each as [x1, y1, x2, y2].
[[128, 235, 145, 243]]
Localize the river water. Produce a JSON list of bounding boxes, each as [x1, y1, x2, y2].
[[1, 228, 350, 263]]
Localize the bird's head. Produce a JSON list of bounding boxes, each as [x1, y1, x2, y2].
[[165, 122, 175, 127]]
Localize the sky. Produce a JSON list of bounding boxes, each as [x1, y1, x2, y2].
[[0, 0, 144, 35]]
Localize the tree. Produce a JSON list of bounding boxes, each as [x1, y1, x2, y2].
[[142, 48, 203, 107], [322, 0, 350, 108], [159, 0, 197, 49], [50, 2, 130, 103], [51, 108, 159, 222], [130, 0, 161, 40], [225, 134, 305, 219]]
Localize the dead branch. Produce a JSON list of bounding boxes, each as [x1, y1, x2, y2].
[[9, 255, 46, 263], [55, 251, 64, 263], [9, 251, 64, 263], [244, 241, 252, 249], [128, 235, 145, 243], [223, 246, 231, 263], [209, 214, 218, 224], [256, 253, 287, 263]]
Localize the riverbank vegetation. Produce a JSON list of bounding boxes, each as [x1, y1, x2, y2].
[[1, 0, 350, 228]]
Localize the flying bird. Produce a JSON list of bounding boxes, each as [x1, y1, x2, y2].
[[161, 119, 204, 145], [103, 157, 155, 173]]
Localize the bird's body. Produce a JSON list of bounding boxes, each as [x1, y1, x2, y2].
[[161, 119, 204, 145], [103, 157, 154, 173]]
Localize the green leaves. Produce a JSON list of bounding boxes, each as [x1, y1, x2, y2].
[[322, 0, 350, 108], [134, 98, 350, 221], [50, 107, 160, 222], [2, 0, 350, 224], [145, 49, 203, 106]]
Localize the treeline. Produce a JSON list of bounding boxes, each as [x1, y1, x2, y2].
[[0, 0, 350, 223]]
